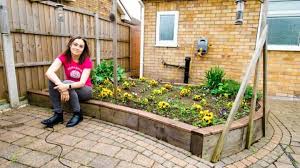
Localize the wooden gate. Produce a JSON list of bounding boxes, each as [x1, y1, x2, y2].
[[130, 25, 140, 78]]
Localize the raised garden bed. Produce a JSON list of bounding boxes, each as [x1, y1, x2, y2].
[[28, 89, 263, 160]]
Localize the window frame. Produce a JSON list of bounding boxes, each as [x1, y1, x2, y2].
[[267, 1, 300, 51], [155, 11, 179, 48]]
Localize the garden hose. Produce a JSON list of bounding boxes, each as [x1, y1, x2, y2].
[[44, 126, 72, 168]]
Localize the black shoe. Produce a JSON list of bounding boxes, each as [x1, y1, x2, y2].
[[41, 113, 63, 127], [66, 113, 83, 127]]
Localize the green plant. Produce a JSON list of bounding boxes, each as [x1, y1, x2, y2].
[[91, 60, 125, 85], [205, 66, 225, 89]]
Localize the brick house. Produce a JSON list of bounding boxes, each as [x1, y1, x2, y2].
[[32, 0, 135, 22], [141, 0, 300, 98]]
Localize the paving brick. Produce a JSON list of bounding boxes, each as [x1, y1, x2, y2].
[[0, 145, 31, 160], [162, 160, 176, 168], [149, 154, 166, 164], [274, 162, 294, 168], [115, 148, 138, 162], [133, 154, 155, 167], [52, 134, 82, 146], [20, 126, 46, 137], [0, 161, 29, 168], [43, 158, 81, 168], [64, 148, 97, 165], [26, 139, 56, 152], [74, 139, 97, 150], [12, 136, 39, 146], [90, 142, 121, 156], [84, 133, 102, 141], [0, 132, 25, 143], [89, 154, 120, 168], [18, 151, 54, 167], [70, 129, 90, 138], [195, 161, 212, 168], [117, 161, 145, 168], [46, 144, 74, 157], [170, 156, 188, 167]]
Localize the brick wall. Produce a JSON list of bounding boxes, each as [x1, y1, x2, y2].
[[268, 51, 300, 97], [143, 0, 300, 97], [62, 0, 122, 21]]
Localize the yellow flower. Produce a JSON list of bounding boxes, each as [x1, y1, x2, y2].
[[200, 98, 207, 106], [123, 93, 133, 100], [152, 89, 163, 95], [164, 83, 173, 90], [103, 79, 112, 85], [193, 95, 201, 101], [226, 102, 233, 109], [205, 112, 214, 120], [180, 88, 191, 97], [99, 88, 113, 98], [160, 87, 167, 93], [139, 77, 147, 82], [131, 81, 136, 87], [192, 104, 203, 111], [202, 116, 212, 124], [140, 98, 149, 105], [122, 81, 130, 89], [158, 101, 170, 110], [149, 80, 158, 87]]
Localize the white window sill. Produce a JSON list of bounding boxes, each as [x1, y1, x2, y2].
[[268, 45, 300, 51], [155, 43, 178, 48]]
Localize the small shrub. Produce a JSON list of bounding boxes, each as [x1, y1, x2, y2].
[[205, 66, 225, 89], [91, 60, 125, 85]]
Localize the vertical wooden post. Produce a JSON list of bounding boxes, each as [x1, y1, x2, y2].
[[0, 0, 20, 107], [262, 0, 268, 137], [246, 57, 261, 148], [211, 26, 268, 162], [112, 0, 118, 97], [94, 13, 101, 65]]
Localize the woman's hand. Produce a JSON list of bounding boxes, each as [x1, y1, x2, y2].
[[54, 83, 69, 92], [61, 90, 70, 102]]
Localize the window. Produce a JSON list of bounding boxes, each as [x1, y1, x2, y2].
[[155, 11, 179, 47], [267, 0, 300, 51]]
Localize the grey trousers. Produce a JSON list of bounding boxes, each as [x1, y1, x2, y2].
[[48, 80, 92, 114]]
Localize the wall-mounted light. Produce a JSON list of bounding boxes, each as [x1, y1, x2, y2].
[[235, 0, 245, 25], [56, 4, 64, 23]]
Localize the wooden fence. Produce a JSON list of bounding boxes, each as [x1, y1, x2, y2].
[[0, 0, 131, 102]]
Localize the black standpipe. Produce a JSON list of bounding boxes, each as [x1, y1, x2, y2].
[[184, 57, 191, 83]]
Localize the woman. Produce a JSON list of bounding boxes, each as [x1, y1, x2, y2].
[[41, 36, 93, 127]]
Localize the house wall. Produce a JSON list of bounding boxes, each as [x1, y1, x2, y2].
[[62, 0, 111, 18], [143, 0, 300, 97], [268, 51, 300, 97]]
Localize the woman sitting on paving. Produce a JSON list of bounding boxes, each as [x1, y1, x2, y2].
[[41, 36, 93, 127]]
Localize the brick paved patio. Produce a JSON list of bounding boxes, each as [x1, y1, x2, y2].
[[0, 99, 299, 168]]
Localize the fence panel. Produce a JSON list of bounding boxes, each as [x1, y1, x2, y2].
[[0, 0, 131, 100]]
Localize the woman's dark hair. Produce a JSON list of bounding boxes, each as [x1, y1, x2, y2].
[[63, 36, 90, 65]]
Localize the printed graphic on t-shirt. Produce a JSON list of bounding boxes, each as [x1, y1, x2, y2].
[[70, 70, 81, 79], [68, 66, 82, 79]]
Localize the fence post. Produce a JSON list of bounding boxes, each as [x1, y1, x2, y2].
[[0, 0, 20, 107], [246, 57, 261, 148], [112, 0, 118, 97], [94, 13, 101, 65]]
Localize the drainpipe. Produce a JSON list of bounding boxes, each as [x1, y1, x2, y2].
[[138, 0, 144, 78]]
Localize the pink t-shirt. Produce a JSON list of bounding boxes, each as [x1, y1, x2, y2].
[[58, 54, 93, 87]]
